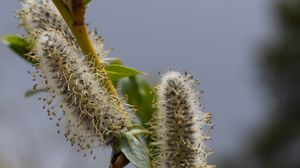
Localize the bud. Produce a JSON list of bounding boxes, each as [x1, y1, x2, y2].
[[150, 71, 214, 168]]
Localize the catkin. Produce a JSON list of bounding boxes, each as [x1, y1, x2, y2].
[[150, 71, 214, 168], [18, 0, 131, 156]]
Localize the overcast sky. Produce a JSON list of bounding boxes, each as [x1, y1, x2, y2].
[[0, 0, 275, 167]]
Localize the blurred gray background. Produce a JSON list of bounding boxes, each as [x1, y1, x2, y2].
[[0, 0, 285, 167]]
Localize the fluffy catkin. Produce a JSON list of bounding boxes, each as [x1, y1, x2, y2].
[[150, 71, 214, 168], [18, 0, 131, 156], [32, 30, 131, 154]]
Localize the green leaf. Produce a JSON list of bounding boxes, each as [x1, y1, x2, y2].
[[103, 57, 123, 66], [103, 58, 122, 86], [105, 64, 142, 81], [2, 35, 37, 64], [25, 88, 47, 97], [83, 0, 92, 6], [120, 76, 155, 127], [119, 132, 150, 168]]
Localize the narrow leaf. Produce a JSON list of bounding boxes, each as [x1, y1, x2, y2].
[[2, 35, 37, 64], [25, 88, 47, 97], [105, 64, 142, 81], [103, 57, 123, 66], [119, 133, 150, 168]]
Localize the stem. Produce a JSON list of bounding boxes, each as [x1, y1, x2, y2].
[[52, 0, 119, 97], [110, 147, 130, 168]]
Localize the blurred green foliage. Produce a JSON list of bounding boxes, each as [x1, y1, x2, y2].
[[219, 1, 300, 168], [254, 0, 300, 167], [120, 76, 155, 128]]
